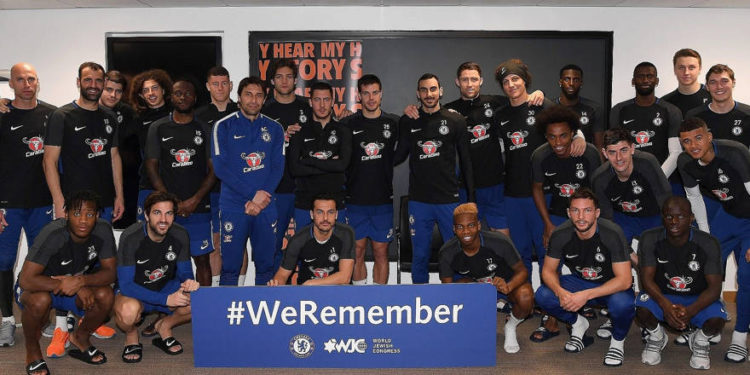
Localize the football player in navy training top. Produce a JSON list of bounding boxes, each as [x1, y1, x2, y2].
[[663, 49, 711, 117], [556, 64, 605, 152]]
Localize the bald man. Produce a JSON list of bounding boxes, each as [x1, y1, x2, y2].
[[0, 63, 56, 347]]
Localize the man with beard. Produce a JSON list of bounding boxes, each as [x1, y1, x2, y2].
[[0, 63, 56, 347], [261, 59, 313, 284], [99, 71, 139, 228], [42, 62, 121, 356], [195, 66, 237, 287], [394, 73, 474, 284], [636, 196, 726, 370], [686, 64, 750, 147], [678, 117, 750, 363], [609, 62, 682, 193], [663, 49, 712, 117], [113, 191, 199, 363], [535, 188, 634, 366], [212, 76, 284, 286], [340, 74, 397, 285], [439, 203, 533, 354], [16, 190, 116, 374], [268, 194, 354, 286], [556, 64, 605, 152], [128, 69, 173, 222], [287, 81, 352, 229], [145, 79, 215, 286]]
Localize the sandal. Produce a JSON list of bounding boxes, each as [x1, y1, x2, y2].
[[565, 335, 594, 353], [68, 345, 107, 365], [529, 315, 560, 342], [141, 316, 161, 337], [580, 306, 597, 320], [26, 359, 50, 375], [152, 336, 183, 355], [121, 343, 143, 363]]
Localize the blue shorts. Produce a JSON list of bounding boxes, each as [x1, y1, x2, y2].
[[15, 282, 86, 317], [635, 292, 727, 328], [460, 183, 508, 230], [346, 204, 393, 243], [136, 189, 153, 222], [115, 289, 174, 315], [210, 192, 221, 234], [176, 212, 214, 257], [0, 206, 53, 270], [612, 212, 661, 244]]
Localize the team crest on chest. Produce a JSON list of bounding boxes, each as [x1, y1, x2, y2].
[[484, 107, 493, 118], [328, 252, 339, 263], [688, 260, 700, 272], [718, 169, 729, 183], [328, 130, 338, 144], [595, 252, 605, 263], [299, 112, 307, 124], [732, 125, 743, 136], [439, 122, 449, 135], [87, 245, 97, 261], [487, 262, 497, 271], [631, 180, 643, 195], [165, 245, 177, 261], [223, 221, 233, 233], [261, 127, 271, 143], [580, 111, 589, 125], [576, 169, 586, 180]]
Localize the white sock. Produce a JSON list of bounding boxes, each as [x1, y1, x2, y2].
[[2, 316, 14, 325], [55, 315, 67, 329], [695, 329, 711, 346], [604, 337, 625, 365], [238, 275, 246, 286], [211, 275, 220, 287], [352, 279, 367, 285], [610, 337, 624, 350], [571, 314, 589, 338], [504, 313, 523, 353], [373, 281, 386, 285], [731, 331, 748, 346], [647, 323, 664, 341]]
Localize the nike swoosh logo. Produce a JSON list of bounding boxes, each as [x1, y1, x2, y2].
[[623, 119, 635, 124], [500, 121, 510, 126], [233, 135, 245, 139], [28, 362, 44, 371], [166, 339, 176, 346], [136, 259, 149, 264], [200, 243, 209, 250], [458, 270, 470, 274], [410, 128, 421, 133], [161, 137, 173, 141], [544, 172, 557, 176], [303, 258, 316, 263], [61, 259, 73, 265], [610, 196, 621, 202], [271, 221, 277, 228], [143, 121, 153, 126], [657, 258, 669, 264], [88, 349, 98, 356], [124, 347, 139, 354], [208, 120, 215, 124], [352, 130, 364, 135], [10, 125, 23, 131], [304, 138, 315, 142], [46, 209, 53, 215], [74, 126, 86, 131], [565, 254, 579, 259]]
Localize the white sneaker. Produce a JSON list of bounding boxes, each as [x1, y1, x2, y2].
[[689, 331, 711, 370], [675, 327, 720, 345], [0, 320, 15, 347], [641, 327, 667, 365], [41, 323, 54, 338]]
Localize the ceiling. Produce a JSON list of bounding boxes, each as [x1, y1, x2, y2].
[[3, 0, 750, 9]]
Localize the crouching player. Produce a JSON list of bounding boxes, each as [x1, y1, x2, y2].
[[438, 203, 533, 353], [113, 191, 199, 363], [16, 190, 116, 374]]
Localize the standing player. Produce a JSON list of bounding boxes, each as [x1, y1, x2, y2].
[[663, 49, 711, 117], [556, 64, 605, 152], [439, 203, 533, 354], [534, 188, 634, 366], [287, 81, 352, 229], [636, 196, 726, 369], [261, 59, 313, 279], [128, 69, 173, 222], [686, 64, 750, 147], [114, 191, 199, 362], [43, 61, 124, 222], [341, 74, 398, 285], [144, 79, 215, 286], [394, 73, 474, 284], [268, 194, 354, 286], [609, 62, 683, 188], [592, 128, 671, 244], [16, 191, 116, 374], [195, 66, 238, 286], [678, 117, 750, 363], [211, 76, 284, 286], [0, 63, 55, 347]]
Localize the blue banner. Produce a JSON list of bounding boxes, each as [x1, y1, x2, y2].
[[192, 284, 496, 368]]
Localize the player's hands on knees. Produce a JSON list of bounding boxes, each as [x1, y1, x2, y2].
[[661, 303, 686, 330], [167, 288, 190, 307], [76, 286, 95, 311], [570, 137, 586, 157], [404, 104, 419, 119], [561, 290, 588, 312], [52, 275, 85, 296], [180, 279, 200, 293], [527, 90, 545, 106], [492, 276, 511, 295]]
